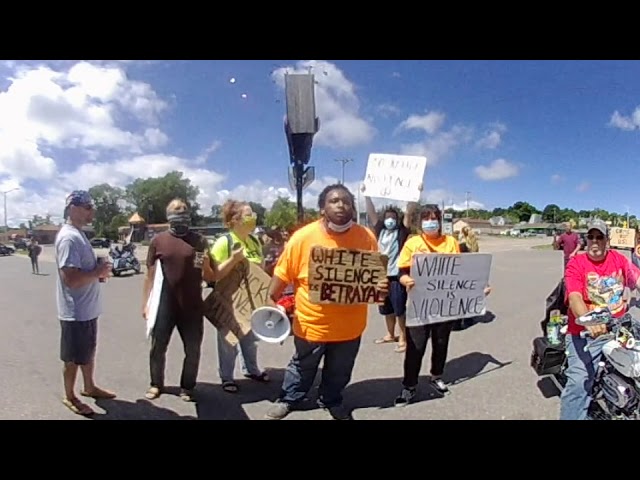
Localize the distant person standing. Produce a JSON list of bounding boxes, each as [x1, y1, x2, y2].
[[28, 239, 42, 274], [556, 224, 581, 269], [55, 190, 115, 416]]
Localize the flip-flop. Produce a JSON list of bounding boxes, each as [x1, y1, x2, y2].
[[62, 397, 94, 416], [375, 336, 398, 344], [81, 388, 116, 399], [222, 382, 239, 393], [395, 344, 407, 353], [244, 372, 270, 383]]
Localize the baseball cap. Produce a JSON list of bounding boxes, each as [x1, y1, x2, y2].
[[587, 219, 608, 236], [65, 190, 94, 209]]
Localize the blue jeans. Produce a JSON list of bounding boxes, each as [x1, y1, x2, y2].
[[559, 334, 609, 420], [217, 330, 262, 383], [280, 336, 361, 408]]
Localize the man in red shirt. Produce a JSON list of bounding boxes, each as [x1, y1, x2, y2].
[[561, 219, 640, 420], [556, 224, 582, 269]]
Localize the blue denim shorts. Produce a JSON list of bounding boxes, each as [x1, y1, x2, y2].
[[378, 276, 407, 317]]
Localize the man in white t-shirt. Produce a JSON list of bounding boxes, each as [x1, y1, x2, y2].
[[55, 190, 114, 416]]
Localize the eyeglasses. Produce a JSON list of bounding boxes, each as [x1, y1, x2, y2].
[[587, 234, 605, 241]]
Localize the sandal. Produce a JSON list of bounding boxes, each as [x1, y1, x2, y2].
[[62, 397, 94, 416], [180, 389, 195, 402], [222, 381, 239, 393], [395, 344, 407, 353], [145, 387, 161, 399], [244, 372, 270, 383], [374, 336, 398, 344], [81, 387, 116, 399]]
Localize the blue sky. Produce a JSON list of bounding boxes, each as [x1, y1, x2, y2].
[[1, 59, 640, 226]]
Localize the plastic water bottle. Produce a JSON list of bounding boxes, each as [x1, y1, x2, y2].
[[547, 309, 561, 345]]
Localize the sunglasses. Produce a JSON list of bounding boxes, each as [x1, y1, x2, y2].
[[587, 234, 605, 241]]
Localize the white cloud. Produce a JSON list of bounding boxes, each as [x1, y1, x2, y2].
[[0, 61, 170, 185], [376, 103, 401, 118], [396, 111, 446, 135], [476, 122, 507, 149], [399, 125, 474, 165], [474, 158, 520, 181], [576, 181, 591, 192], [551, 174, 563, 184], [0, 61, 207, 227], [271, 60, 376, 148], [609, 109, 640, 131], [393, 109, 474, 165]]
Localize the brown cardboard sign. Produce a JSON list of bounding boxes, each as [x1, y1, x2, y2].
[[308, 246, 388, 305]]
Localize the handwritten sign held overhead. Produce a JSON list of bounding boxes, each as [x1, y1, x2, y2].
[[308, 246, 388, 305], [363, 153, 427, 203], [407, 253, 492, 326]]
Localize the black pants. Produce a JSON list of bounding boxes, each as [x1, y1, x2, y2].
[[149, 290, 204, 391], [30, 256, 39, 273], [403, 321, 455, 388]]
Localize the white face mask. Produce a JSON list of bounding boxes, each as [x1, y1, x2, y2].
[[327, 219, 353, 233]]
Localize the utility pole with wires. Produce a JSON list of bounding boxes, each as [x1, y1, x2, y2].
[[334, 158, 353, 184], [3, 187, 19, 233], [465, 191, 471, 218]]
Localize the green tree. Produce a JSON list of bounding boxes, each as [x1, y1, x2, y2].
[[125, 171, 200, 224], [264, 198, 298, 230], [542, 204, 561, 223], [88, 184, 126, 238]]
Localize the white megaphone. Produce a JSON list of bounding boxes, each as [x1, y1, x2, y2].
[[250, 306, 291, 344]]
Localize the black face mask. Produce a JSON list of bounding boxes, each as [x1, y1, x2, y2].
[[170, 223, 189, 237]]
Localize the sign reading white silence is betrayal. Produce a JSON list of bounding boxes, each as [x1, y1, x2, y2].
[[362, 153, 427, 203], [406, 253, 492, 326]]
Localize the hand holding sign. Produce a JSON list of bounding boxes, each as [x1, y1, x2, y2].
[[400, 274, 416, 292], [362, 153, 427, 203], [406, 253, 492, 326], [308, 246, 388, 305]]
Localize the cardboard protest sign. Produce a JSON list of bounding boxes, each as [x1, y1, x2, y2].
[[308, 246, 388, 305], [203, 261, 272, 346], [610, 227, 635, 250], [407, 253, 492, 326], [362, 153, 427, 203]]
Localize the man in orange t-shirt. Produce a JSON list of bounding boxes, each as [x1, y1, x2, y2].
[[265, 184, 388, 420]]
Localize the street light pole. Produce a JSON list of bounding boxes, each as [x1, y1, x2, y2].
[[334, 158, 353, 184], [2, 188, 19, 233]]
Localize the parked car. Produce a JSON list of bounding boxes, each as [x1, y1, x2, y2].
[[0, 243, 15, 255], [90, 237, 111, 248], [13, 238, 28, 250]]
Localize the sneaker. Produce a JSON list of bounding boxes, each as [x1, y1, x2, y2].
[[180, 389, 195, 402], [431, 378, 449, 394], [327, 404, 353, 420], [265, 401, 292, 420], [394, 387, 416, 407]]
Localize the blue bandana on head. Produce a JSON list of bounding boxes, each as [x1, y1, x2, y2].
[[66, 190, 94, 208]]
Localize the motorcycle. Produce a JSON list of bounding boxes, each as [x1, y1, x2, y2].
[[109, 243, 141, 276], [532, 306, 640, 420]]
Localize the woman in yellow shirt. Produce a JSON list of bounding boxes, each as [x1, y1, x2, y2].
[[394, 205, 489, 406], [205, 200, 268, 394]]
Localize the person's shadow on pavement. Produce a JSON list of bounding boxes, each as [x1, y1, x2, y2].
[[344, 351, 512, 412], [92, 397, 196, 420]]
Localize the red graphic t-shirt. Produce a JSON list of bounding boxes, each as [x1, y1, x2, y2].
[[564, 250, 640, 335]]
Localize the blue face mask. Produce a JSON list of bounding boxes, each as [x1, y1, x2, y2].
[[384, 218, 397, 230], [422, 220, 439, 234]]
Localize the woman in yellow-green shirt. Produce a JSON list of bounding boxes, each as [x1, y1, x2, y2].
[[207, 200, 268, 393]]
